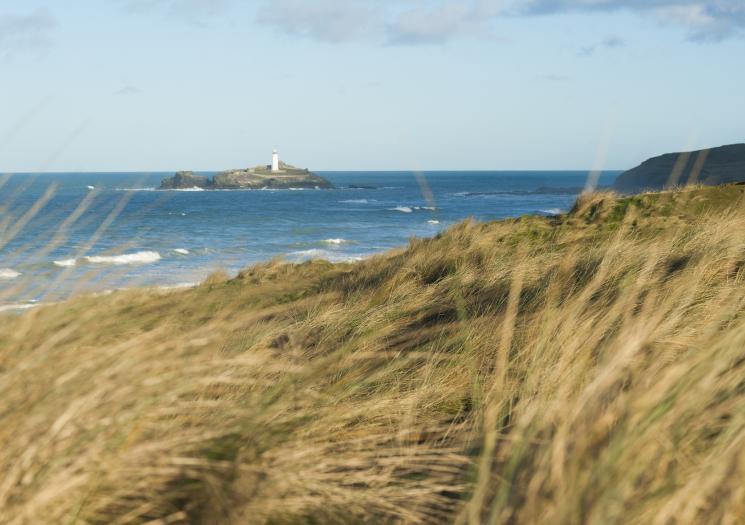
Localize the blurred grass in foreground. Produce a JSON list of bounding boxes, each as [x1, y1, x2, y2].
[[2, 184, 745, 524]]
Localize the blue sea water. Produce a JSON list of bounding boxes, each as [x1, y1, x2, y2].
[[0, 171, 617, 309]]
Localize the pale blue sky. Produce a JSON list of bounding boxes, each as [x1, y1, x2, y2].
[[1, 0, 744, 172]]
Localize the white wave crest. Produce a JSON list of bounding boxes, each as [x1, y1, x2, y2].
[[427, 220, 440, 224], [0, 268, 21, 279], [289, 249, 363, 263], [0, 302, 38, 313], [173, 248, 190, 255], [323, 238, 349, 245], [340, 199, 372, 204], [157, 282, 198, 291], [54, 251, 162, 267], [390, 205, 437, 213], [539, 208, 564, 215], [86, 251, 161, 265]]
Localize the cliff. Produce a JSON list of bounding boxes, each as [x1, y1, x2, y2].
[[159, 162, 333, 190], [614, 143, 745, 193]]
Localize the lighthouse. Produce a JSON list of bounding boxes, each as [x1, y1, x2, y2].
[[271, 148, 280, 172]]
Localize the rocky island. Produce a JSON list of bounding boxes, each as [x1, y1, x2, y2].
[[159, 150, 332, 190], [614, 143, 745, 193]]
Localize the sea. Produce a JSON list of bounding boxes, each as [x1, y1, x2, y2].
[[0, 171, 618, 311]]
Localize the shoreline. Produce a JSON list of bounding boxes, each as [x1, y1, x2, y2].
[[0, 205, 574, 315], [0, 281, 201, 314]]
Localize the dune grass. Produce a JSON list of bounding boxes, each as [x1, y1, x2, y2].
[[2, 184, 745, 523]]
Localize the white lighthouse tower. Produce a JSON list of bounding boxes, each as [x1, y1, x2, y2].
[[271, 148, 280, 172]]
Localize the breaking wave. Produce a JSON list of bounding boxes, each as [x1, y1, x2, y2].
[[323, 238, 349, 245], [0, 268, 21, 280], [0, 302, 38, 313], [157, 282, 199, 291], [390, 205, 437, 213], [288, 249, 363, 263], [53, 258, 77, 268], [54, 251, 162, 267], [340, 199, 374, 204]]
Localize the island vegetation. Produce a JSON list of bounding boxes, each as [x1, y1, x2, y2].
[[3, 184, 745, 523]]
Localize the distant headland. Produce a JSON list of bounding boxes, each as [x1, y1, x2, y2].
[[159, 149, 333, 190], [614, 143, 745, 193]]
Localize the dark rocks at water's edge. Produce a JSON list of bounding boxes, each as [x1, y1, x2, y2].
[[158, 163, 333, 190], [614, 143, 745, 194], [158, 171, 211, 189]]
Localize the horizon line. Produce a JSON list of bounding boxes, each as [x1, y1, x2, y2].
[[1, 168, 625, 175]]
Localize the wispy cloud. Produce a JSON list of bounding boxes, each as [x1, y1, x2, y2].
[[118, 0, 230, 24], [256, 0, 745, 46], [256, 0, 381, 43], [385, 2, 495, 45], [578, 35, 625, 57], [257, 0, 500, 45], [521, 0, 745, 42], [0, 9, 56, 59], [116, 85, 141, 96]]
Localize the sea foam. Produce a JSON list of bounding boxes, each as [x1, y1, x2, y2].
[[54, 251, 162, 267], [53, 259, 77, 268], [157, 282, 199, 291], [390, 205, 436, 213], [289, 249, 363, 263], [323, 238, 349, 245], [86, 251, 162, 265], [0, 302, 37, 313], [0, 268, 21, 279], [173, 248, 190, 255]]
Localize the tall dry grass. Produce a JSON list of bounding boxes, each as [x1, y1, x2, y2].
[[2, 184, 745, 524]]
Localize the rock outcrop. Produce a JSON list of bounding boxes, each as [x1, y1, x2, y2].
[[614, 143, 745, 193], [158, 162, 332, 190], [158, 171, 211, 189]]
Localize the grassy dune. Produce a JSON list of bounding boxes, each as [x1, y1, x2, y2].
[[3, 185, 745, 524]]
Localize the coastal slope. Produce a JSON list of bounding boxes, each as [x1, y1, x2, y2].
[[159, 162, 333, 189], [3, 185, 745, 523], [614, 143, 745, 193]]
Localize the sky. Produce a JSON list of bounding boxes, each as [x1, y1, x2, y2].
[[0, 0, 744, 172]]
